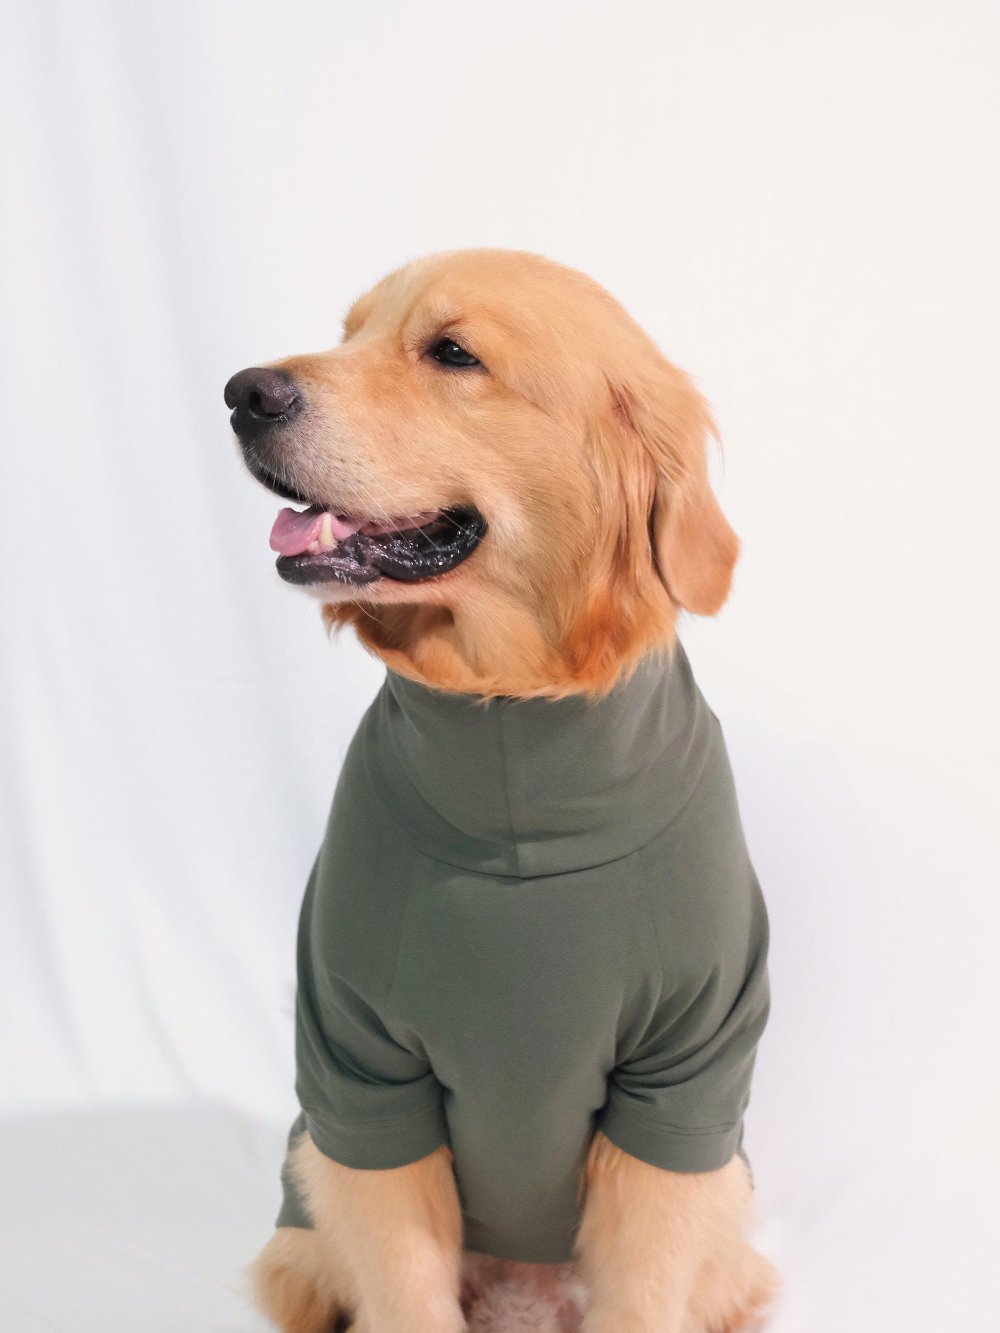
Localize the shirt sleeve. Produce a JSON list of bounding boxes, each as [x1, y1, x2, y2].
[[293, 867, 449, 1171], [598, 864, 770, 1174]]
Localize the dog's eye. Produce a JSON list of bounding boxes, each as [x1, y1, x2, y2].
[[428, 338, 480, 368]]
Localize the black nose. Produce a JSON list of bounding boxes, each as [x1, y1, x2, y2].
[[224, 367, 302, 440]]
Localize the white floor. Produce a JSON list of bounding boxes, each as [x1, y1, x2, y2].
[[0, 1105, 276, 1333]]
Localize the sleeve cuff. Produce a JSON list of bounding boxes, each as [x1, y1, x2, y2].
[[597, 1099, 743, 1174], [303, 1099, 450, 1171]]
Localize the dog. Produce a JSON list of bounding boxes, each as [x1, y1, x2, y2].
[[225, 249, 777, 1332]]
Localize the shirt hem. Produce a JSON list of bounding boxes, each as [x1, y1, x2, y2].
[[464, 1228, 577, 1265]]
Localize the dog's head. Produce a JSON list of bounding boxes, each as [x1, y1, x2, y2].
[[226, 249, 738, 697]]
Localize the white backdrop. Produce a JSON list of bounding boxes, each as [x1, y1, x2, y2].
[[2, 2, 998, 1330]]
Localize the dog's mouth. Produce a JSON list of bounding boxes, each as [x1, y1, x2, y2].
[[243, 458, 486, 586], [267, 501, 487, 587]]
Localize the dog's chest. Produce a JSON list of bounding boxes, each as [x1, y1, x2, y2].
[[312, 765, 660, 1059], [376, 851, 641, 1081]]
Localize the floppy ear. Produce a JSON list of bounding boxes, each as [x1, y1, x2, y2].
[[610, 360, 739, 616]]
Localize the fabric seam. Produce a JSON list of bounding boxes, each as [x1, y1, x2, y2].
[[496, 704, 522, 876]]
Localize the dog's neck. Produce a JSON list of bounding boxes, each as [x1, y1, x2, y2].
[[324, 585, 678, 701], [366, 641, 706, 879]]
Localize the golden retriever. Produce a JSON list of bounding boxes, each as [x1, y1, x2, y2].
[[225, 249, 777, 1332]]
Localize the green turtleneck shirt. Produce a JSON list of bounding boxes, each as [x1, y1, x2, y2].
[[275, 643, 770, 1264]]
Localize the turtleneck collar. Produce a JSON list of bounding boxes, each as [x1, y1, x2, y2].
[[358, 641, 715, 879]]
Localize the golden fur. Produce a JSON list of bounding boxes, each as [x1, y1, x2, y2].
[[248, 250, 775, 1330]]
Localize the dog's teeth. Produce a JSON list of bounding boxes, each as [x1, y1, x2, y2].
[[317, 513, 336, 549], [308, 540, 319, 553]]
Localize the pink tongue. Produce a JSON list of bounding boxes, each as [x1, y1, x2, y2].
[[269, 506, 442, 557], [269, 508, 362, 556]]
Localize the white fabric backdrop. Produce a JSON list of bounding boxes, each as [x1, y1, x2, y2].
[[2, 2, 998, 1329]]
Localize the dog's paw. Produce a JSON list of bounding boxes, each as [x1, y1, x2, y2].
[[251, 1227, 352, 1333]]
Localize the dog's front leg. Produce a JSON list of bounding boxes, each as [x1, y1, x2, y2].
[[576, 1132, 774, 1333], [292, 1131, 467, 1333]]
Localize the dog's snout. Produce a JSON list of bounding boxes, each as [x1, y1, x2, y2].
[[225, 367, 302, 439]]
